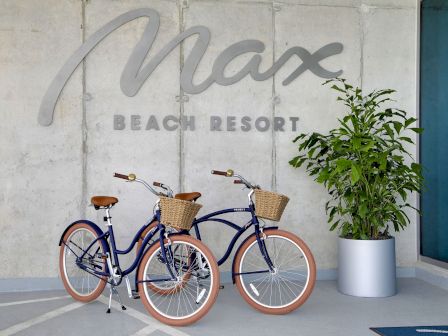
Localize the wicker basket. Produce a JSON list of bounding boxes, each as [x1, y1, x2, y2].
[[254, 189, 290, 221], [159, 197, 202, 230]]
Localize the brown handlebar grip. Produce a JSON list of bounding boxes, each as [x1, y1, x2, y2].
[[114, 173, 129, 180], [234, 180, 244, 184], [153, 181, 162, 187], [211, 170, 227, 176]]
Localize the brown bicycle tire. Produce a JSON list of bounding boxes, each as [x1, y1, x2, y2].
[[233, 229, 316, 314], [59, 223, 107, 302], [137, 235, 219, 326]]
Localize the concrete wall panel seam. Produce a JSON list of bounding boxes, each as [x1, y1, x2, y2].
[[359, 5, 365, 89], [81, 0, 88, 218], [179, 1, 186, 193], [271, 1, 277, 192]]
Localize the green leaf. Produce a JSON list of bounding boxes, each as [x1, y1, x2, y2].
[[289, 156, 306, 168], [330, 220, 340, 231], [331, 85, 345, 93], [383, 123, 395, 139], [308, 146, 318, 158], [328, 207, 337, 222], [405, 117, 417, 128], [351, 163, 361, 185], [358, 203, 368, 218], [352, 137, 361, 150], [411, 163, 422, 177], [336, 159, 352, 172], [392, 121, 403, 134], [399, 136, 414, 144], [316, 168, 330, 183], [379, 154, 387, 170], [360, 141, 375, 152], [398, 188, 407, 201], [409, 127, 424, 134], [292, 133, 307, 142]]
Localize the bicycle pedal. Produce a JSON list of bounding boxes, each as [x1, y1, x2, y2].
[[131, 290, 140, 299]]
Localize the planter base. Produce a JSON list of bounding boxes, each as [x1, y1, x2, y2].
[[338, 237, 397, 297]]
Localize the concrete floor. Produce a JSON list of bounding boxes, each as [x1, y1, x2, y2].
[[1, 279, 447, 336]]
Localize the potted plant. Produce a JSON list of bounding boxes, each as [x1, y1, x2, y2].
[[289, 78, 423, 297]]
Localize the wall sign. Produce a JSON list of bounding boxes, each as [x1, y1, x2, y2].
[[38, 8, 343, 127], [113, 114, 300, 132]]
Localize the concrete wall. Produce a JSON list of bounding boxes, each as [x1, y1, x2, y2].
[[0, 0, 418, 285]]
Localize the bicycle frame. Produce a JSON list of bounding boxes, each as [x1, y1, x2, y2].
[[191, 202, 278, 272], [68, 209, 177, 286]]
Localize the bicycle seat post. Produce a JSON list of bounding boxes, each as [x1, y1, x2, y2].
[[104, 206, 112, 226]]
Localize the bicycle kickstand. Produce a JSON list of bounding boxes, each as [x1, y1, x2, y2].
[[106, 283, 127, 313]]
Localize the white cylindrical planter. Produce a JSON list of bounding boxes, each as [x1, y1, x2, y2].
[[338, 237, 397, 297]]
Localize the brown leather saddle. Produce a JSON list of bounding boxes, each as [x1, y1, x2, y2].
[[91, 196, 118, 208]]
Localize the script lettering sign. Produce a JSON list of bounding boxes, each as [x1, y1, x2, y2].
[[38, 8, 343, 126]]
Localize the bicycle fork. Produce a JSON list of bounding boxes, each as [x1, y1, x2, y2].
[[247, 227, 275, 297], [256, 227, 275, 272]]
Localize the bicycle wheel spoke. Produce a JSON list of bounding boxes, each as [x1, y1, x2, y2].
[[277, 274, 301, 296], [278, 273, 305, 288]]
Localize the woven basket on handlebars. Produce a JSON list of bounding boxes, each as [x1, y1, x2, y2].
[[159, 197, 202, 230], [254, 189, 290, 222]]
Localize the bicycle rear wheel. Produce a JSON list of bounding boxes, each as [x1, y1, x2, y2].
[[137, 235, 219, 326], [233, 229, 316, 314], [59, 223, 107, 302]]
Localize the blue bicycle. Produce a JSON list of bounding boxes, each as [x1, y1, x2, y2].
[[58, 173, 220, 326], [140, 169, 317, 314]]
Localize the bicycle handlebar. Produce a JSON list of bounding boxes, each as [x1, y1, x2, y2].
[[211, 169, 258, 190], [211, 170, 228, 176], [153, 181, 173, 195], [114, 172, 135, 181], [113, 173, 173, 197]]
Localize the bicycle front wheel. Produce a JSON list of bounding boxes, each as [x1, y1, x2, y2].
[[137, 235, 219, 326], [233, 229, 316, 314]]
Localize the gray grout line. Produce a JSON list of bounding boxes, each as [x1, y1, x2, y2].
[[0, 295, 70, 308], [0, 302, 84, 336]]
